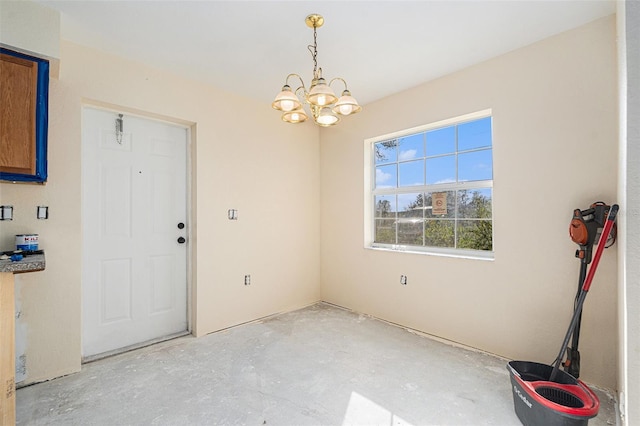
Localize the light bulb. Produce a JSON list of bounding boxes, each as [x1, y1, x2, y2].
[[317, 107, 339, 126], [280, 100, 295, 112], [317, 95, 327, 106], [333, 91, 361, 116], [339, 104, 353, 115], [291, 112, 300, 121]]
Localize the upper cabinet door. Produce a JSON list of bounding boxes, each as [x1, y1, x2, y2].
[[0, 49, 49, 183], [0, 53, 37, 175]]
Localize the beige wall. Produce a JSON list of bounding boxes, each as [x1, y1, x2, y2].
[[0, 0, 60, 76], [320, 16, 618, 389], [0, 41, 321, 384]]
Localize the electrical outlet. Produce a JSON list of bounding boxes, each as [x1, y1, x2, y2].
[[400, 275, 408, 285], [244, 275, 251, 285]]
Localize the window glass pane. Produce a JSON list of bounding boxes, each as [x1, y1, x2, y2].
[[458, 117, 492, 151], [376, 164, 397, 189], [458, 149, 492, 182], [398, 193, 423, 218], [398, 134, 424, 161], [375, 219, 396, 244], [424, 191, 455, 218], [399, 160, 424, 187], [424, 219, 455, 248], [426, 155, 455, 185], [374, 140, 398, 164], [398, 220, 423, 245], [457, 220, 493, 250], [458, 189, 492, 219], [426, 126, 455, 156], [375, 195, 396, 218]]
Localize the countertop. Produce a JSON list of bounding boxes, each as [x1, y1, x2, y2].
[[0, 251, 46, 274]]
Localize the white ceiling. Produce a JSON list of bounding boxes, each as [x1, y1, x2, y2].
[[36, 0, 615, 106]]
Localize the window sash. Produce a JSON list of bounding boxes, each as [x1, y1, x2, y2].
[[373, 179, 493, 196], [372, 187, 493, 251]]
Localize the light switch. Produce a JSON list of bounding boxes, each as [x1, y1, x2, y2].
[[0, 205, 13, 220], [228, 209, 238, 220], [37, 206, 48, 220]]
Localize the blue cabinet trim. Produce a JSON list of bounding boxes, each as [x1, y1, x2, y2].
[[0, 48, 49, 183]]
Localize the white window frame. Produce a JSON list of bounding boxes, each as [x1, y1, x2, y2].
[[364, 109, 494, 260]]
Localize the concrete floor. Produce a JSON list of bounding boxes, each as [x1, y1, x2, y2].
[[17, 303, 617, 425]]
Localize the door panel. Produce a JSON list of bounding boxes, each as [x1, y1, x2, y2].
[[149, 254, 175, 314], [82, 107, 188, 358], [100, 258, 132, 323], [102, 165, 133, 238]]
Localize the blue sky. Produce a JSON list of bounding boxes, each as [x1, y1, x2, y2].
[[375, 117, 492, 189]]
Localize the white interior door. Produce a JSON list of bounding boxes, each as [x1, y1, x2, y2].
[[82, 107, 188, 358]]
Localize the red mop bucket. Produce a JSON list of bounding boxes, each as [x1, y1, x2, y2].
[[508, 361, 599, 426], [507, 204, 618, 426]]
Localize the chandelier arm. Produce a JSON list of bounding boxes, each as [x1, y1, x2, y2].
[[328, 77, 349, 91], [285, 73, 309, 100], [285, 73, 306, 89], [294, 85, 309, 101]]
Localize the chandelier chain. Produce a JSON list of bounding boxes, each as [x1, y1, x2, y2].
[[308, 24, 318, 78]]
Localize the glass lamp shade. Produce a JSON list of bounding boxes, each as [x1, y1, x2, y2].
[[282, 108, 309, 124], [307, 78, 338, 107], [272, 85, 301, 112], [315, 107, 340, 126], [332, 90, 362, 116]]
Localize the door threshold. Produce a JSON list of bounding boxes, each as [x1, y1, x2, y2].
[[82, 330, 191, 364]]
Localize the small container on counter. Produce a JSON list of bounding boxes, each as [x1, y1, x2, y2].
[[16, 234, 39, 251]]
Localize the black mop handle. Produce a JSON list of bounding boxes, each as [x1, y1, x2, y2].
[[550, 204, 619, 381], [581, 204, 618, 292]]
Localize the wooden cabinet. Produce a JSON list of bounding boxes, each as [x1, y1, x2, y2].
[[0, 49, 49, 183], [1, 53, 37, 175], [0, 273, 16, 425], [0, 254, 45, 424]]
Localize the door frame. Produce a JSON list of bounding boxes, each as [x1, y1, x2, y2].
[[80, 101, 195, 361]]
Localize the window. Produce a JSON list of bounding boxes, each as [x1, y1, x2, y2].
[[367, 111, 493, 257]]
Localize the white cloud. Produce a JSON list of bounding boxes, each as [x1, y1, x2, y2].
[[434, 178, 456, 184], [376, 168, 392, 183], [398, 149, 417, 161]]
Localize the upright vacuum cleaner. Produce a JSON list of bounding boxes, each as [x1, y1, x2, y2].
[[563, 202, 618, 379], [507, 202, 619, 426]]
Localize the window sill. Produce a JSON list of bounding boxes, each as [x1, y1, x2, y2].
[[366, 244, 495, 261]]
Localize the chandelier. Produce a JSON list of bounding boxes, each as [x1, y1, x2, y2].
[[272, 14, 362, 127]]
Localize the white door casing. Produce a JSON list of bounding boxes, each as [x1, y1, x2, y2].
[[82, 107, 188, 358]]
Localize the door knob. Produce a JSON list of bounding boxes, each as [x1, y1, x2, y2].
[[177, 237, 186, 244], [177, 222, 185, 229]]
